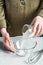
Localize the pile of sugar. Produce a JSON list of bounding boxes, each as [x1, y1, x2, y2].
[[15, 41, 25, 56]]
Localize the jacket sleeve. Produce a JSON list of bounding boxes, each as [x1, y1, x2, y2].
[[37, 0, 43, 17], [0, 0, 7, 29]]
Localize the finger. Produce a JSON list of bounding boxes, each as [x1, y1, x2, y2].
[[5, 33, 10, 42], [35, 24, 42, 36], [38, 27, 42, 36], [40, 27, 43, 35], [32, 21, 39, 36], [3, 36, 10, 45], [3, 39, 14, 52]]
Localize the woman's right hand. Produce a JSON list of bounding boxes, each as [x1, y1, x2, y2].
[[1, 28, 14, 52]]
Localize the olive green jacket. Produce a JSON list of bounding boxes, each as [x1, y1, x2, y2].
[[0, 0, 43, 36]]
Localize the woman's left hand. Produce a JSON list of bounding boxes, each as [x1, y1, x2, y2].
[[31, 16, 43, 36]]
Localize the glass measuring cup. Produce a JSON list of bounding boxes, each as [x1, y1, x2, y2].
[[13, 37, 37, 57], [22, 24, 34, 38]]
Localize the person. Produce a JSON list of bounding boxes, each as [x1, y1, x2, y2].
[[0, 0, 43, 52]]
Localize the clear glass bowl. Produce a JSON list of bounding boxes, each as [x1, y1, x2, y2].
[[10, 24, 37, 64], [13, 37, 37, 57]]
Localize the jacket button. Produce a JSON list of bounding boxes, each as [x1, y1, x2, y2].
[[20, 0, 25, 5]]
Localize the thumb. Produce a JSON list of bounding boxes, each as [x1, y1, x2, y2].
[[5, 32, 10, 42], [3, 37, 14, 52]]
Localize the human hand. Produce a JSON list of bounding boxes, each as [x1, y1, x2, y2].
[[31, 16, 43, 36], [1, 28, 14, 52]]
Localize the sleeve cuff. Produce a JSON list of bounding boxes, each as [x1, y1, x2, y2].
[[0, 19, 7, 29]]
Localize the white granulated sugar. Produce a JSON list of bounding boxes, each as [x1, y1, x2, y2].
[[23, 28, 34, 38], [15, 41, 25, 56], [10, 40, 14, 49], [16, 41, 20, 49], [16, 50, 25, 56], [28, 29, 32, 32]]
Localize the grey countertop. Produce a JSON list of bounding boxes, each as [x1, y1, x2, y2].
[[0, 36, 43, 65]]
